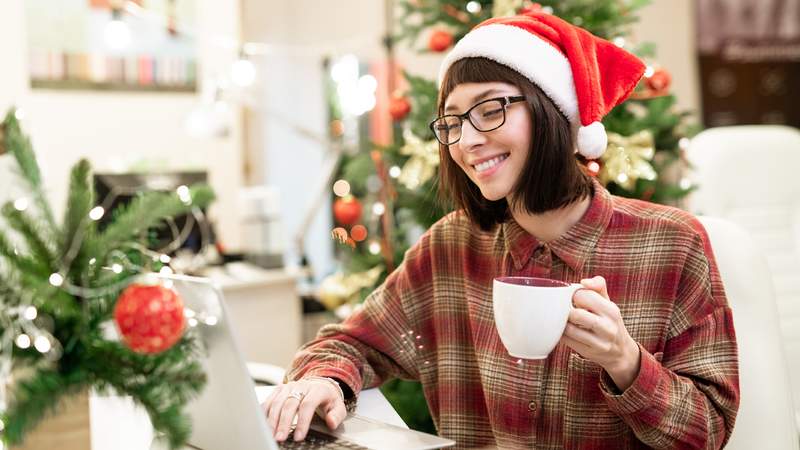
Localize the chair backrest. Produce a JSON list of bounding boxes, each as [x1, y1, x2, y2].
[[698, 216, 798, 450], [688, 125, 800, 434]]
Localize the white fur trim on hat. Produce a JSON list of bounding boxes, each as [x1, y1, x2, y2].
[[438, 23, 579, 124], [577, 121, 608, 159]]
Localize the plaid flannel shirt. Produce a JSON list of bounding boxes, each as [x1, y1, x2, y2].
[[288, 180, 740, 449]]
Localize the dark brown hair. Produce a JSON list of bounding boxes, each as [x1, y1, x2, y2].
[[437, 57, 593, 231]]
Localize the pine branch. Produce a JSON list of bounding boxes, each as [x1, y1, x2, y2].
[[60, 159, 94, 263], [1, 109, 57, 229], [1, 203, 57, 274], [87, 338, 206, 450], [97, 185, 214, 250], [0, 232, 50, 277], [1, 369, 88, 446]]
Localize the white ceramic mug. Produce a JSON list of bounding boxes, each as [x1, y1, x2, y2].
[[492, 276, 583, 359]]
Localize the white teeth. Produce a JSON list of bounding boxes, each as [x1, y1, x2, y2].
[[474, 154, 508, 173]]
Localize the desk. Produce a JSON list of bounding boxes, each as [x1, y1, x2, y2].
[[201, 264, 303, 368], [88, 386, 406, 450]]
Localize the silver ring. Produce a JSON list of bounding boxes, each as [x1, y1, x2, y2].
[[288, 390, 305, 401]]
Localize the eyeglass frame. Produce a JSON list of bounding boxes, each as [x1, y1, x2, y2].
[[429, 95, 527, 146]]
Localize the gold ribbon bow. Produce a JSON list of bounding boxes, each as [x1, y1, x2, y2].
[[599, 130, 657, 191], [398, 130, 440, 190], [317, 266, 384, 311]]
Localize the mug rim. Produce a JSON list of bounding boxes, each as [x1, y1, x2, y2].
[[494, 276, 570, 288]]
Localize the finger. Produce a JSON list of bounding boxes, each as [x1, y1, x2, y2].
[[275, 394, 303, 441], [293, 387, 326, 441], [581, 276, 609, 299], [267, 386, 291, 430], [563, 322, 606, 350], [572, 289, 608, 315], [568, 307, 601, 330], [324, 400, 348, 430], [262, 384, 283, 414], [561, 334, 592, 357]]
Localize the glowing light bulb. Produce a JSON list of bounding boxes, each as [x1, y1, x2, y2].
[[49, 273, 64, 287], [368, 241, 381, 255], [13, 198, 28, 211], [34, 335, 51, 353], [23, 306, 37, 321], [89, 206, 105, 221], [15, 334, 31, 349], [466, 1, 481, 13], [176, 185, 191, 204]]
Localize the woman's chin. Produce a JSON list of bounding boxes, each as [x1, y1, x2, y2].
[[479, 187, 509, 202]]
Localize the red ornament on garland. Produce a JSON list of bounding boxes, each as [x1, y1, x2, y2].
[[114, 283, 186, 354], [333, 195, 363, 226], [389, 95, 412, 121], [645, 68, 672, 94], [428, 29, 454, 53]]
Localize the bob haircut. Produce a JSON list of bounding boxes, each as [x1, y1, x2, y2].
[[437, 57, 593, 231]]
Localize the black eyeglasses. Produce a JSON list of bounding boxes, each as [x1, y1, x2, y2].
[[429, 95, 527, 146]]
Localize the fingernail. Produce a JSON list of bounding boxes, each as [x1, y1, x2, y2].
[[275, 431, 286, 441]]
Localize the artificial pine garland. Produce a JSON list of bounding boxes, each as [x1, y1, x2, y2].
[[0, 109, 212, 449]]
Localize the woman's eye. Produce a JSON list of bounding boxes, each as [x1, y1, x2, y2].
[[482, 108, 503, 118]]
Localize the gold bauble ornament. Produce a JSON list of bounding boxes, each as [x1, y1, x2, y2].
[[599, 130, 657, 191], [398, 130, 439, 190]]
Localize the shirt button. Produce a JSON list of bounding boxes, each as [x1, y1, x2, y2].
[[528, 401, 537, 412]]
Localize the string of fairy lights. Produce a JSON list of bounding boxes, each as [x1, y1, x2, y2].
[[0, 121, 220, 426]]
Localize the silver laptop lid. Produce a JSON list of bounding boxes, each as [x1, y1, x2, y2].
[[165, 274, 277, 450]]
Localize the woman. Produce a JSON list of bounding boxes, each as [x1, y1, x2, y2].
[[264, 10, 739, 449]]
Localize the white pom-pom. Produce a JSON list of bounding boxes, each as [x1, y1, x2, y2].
[[577, 121, 608, 159]]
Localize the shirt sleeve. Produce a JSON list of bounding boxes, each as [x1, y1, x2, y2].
[[285, 232, 433, 401], [599, 229, 740, 449]]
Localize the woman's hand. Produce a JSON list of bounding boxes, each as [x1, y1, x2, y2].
[[561, 276, 641, 392], [262, 378, 347, 442]]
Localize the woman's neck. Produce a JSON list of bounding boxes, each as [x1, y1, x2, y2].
[[510, 194, 592, 243]]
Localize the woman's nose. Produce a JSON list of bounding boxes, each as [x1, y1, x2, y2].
[[458, 118, 485, 152]]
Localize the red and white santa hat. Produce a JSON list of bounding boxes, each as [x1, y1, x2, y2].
[[438, 9, 645, 159]]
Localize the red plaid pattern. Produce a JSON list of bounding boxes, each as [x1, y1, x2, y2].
[[288, 181, 739, 449]]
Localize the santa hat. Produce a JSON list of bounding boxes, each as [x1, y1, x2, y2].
[[438, 10, 645, 159]]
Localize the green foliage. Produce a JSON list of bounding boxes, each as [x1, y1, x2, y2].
[[380, 379, 436, 434], [405, 72, 440, 139], [0, 108, 213, 449], [2, 110, 56, 230]]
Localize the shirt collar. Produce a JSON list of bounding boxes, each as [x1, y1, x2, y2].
[[502, 178, 613, 272]]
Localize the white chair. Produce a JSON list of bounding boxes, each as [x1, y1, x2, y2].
[[699, 216, 798, 449], [688, 125, 800, 431]]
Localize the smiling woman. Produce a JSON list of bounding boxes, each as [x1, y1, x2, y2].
[[436, 58, 592, 231], [271, 9, 739, 450]]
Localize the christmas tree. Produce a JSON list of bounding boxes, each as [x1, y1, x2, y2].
[[323, 0, 696, 433], [0, 109, 213, 449]]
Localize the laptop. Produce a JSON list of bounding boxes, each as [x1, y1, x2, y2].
[[163, 274, 456, 450]]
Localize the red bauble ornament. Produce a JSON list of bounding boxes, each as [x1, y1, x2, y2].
[[333, 196, 363, 226], [114, 283, 186, 354], [428, 29, 454, 53], [646, 68, 672, 94], [389, 95, 412, 121]]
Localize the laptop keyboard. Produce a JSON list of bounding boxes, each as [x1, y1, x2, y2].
[[278, 428, 369, 449]]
